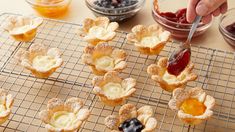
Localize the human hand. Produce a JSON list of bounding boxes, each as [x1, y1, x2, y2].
[[187, 0, 228, 24]]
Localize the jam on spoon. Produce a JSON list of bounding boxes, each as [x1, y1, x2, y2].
[[167, 48, 191, 76], [167, 16, 202, 76], [118, 118, 144, 132]]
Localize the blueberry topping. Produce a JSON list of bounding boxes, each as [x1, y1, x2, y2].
[[225, 22, 235, 36], [118, 118, 144, 132], [94, 0, 138, 8]]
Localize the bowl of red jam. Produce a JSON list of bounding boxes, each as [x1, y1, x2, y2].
[[219, 8, 235, 46], [85, 0, 145, 22], [152, 0, 212, 39]]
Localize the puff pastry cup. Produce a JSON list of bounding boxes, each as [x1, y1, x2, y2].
[[3, 16, 43, 42], [147, 57, 197, 92], [168, 87, 215, 125], [39, 97, 90, 132], [92, 71, 136, 106], [104, 103, 157, 131], [17, 43, 63, 78], [0, 89, 14, 125], [81, 17, 119, 45], [126, 24, 171, 55], [82, 43, 127, 75]]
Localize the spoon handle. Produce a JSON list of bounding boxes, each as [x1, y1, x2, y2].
[[185, 16, 202, 46]]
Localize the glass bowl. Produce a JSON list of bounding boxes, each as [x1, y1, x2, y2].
[[152, 0, 212, 39], [219, 8, 235, 46], [85, 0, 145, 22], [25, 0, 72, 18]]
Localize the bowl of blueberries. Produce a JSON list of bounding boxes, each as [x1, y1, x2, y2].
[[219, 8, 235, 46], [85, 0, 145, 22]]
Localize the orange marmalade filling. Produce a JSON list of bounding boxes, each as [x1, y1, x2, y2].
[[180, 98, 206, 116], [34, 0, 70, 17]]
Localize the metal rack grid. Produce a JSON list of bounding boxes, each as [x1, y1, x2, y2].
[[0, 13, 235, 132]]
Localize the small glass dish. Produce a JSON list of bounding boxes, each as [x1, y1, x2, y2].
[[152, 0, 212, 39], [25, 0, 72, 18], [219, 8, 235, 46], [85, 0, 145, 22]]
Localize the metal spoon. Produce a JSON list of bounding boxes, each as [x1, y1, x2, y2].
[[167, 16, 202, 76]]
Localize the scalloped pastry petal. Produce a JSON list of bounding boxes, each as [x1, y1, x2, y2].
[[147, 57, 197, 92], [168, 87, 215, 125], [82, 43, 127, 75], [81, 17, 118, 45], [3, 16, 43, 41], [127, 24, 170, 55], [0, 89, 14, 125], [39, 97, 90, 132], [17, 43, 63, 78], [92, 71, 136, 106]]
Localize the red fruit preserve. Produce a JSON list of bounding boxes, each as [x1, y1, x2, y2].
[[159, 8, 189, 24], [167, 48, 191, 76]]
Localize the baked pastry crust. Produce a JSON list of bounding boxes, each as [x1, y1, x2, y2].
[[0, 89, 14, 125], [104, 103, 158, 132], [147, 57, 197, 92], [17, 43, 63, 78], [126, 24, 170, 55], [3, 16, 43, 42], [39, 97, 90, 132], [92, 71, 136, 106], [82, 43, 127, 75], [81, 17, 119, 45], [168, 87, 215, 125]]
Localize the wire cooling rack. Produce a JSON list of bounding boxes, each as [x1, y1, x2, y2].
[[0, 13, 235, 132]]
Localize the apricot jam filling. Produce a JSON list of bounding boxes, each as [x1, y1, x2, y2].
[[180, 98, 206, 116]]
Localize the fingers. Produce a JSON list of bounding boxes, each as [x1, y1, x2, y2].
[[202, 14, 212, 24], [196, 0, 227, 16], [187, 0, 199, 23], [212, 8, 220, 17], [220, 2, 228, 14]]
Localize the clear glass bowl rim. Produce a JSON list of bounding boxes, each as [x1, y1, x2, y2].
[[219, 8, 235, 41]]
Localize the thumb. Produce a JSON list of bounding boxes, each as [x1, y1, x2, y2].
[[196, 0, 226, 16]]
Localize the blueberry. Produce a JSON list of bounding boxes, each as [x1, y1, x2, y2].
[[119, 118, 144, 132]]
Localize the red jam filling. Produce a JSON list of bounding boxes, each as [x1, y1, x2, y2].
[[159, 8, 189, 24], [167, 48, 191, 76], [225, 22, 235, 36]]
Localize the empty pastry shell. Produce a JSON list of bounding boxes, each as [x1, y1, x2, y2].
[[0, 89, 14, 125]]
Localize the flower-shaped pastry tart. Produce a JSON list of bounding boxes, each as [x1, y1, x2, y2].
[[3, 16, 43, 42], [0, 89, 14, 125], [39, 97, 90, 132], [126, 24, 170, 55], [17, 43, 63, 78], [168, 87, 215, 125], [105, 104, 157, 132], [147, 57, 197, 92], [82, 43, 127, 75], [81, 17, 119, 45], [92, 71, 136, 106]]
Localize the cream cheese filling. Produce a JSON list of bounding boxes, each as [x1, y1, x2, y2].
[[102, 82, 124, 99], [0, 105, 6, 115], [50, 111, 77, 128], [88, 26, 108, 39], [95, 56, 114, 71], [163, 71, 186, 84], [32, 55, 56, 71], [140, 36, 160, 47]]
